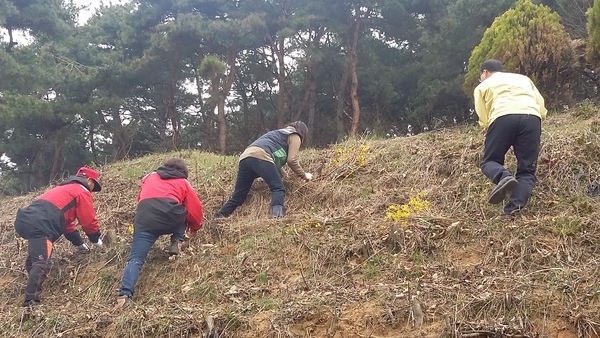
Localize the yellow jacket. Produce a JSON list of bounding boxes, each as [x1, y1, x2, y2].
[[474, 72, 547, 130]]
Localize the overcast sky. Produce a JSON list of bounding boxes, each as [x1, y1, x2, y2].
[[75, 0, 128, 25]]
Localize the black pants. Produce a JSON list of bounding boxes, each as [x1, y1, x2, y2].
[[217, 157, 285, 216], [15, 222, 55, 304], [481, 114, 541, 214]]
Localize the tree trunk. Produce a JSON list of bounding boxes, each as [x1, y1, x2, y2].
[[349, 20, 361, 137], [167, 83, 179, 151], [306, 61, 317, 146], [90, 112, 98, 164], [335, 50, 351, 142], [107, 107, 130, 161], [167, 54, 181, 151], [217, 39, 239, 154], [49, 130, 66, 183], [217, 99, 227, 154], [276, 38, 286, 128]]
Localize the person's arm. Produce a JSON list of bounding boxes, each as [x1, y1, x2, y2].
[[286, 134, 305, 178], [75, 193, 101, 244], [532, 82, 547, 120], [473, 86, 490, 130], [183, 181, 204, 234]]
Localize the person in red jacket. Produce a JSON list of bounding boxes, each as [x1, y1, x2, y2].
[[13, 167, 103, 307], [114, 158, 203, 309]]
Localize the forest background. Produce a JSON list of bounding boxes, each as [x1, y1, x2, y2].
[[1, 0, 599, 194]]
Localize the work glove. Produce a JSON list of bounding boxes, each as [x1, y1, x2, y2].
[[92, 238, 103, 248], [304, 172, 313, 182], [76, 243, 90, 253]]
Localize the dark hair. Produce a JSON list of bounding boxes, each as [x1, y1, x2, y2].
[[480, 59, 503, 73], [287, 121, 308, 143], [163, 157, 189, 178]]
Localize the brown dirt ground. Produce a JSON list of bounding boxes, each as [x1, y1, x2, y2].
[[1, 112, 600, 337]]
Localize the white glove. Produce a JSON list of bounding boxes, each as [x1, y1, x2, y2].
[[92, 238, 103, 248], [304, 172, 313, 182], [76, 243, 90, 252]]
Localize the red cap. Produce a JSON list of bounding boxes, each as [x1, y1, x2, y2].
[[77, 167, 102, 192]]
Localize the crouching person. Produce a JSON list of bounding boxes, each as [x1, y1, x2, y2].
[[114, 158, 204, 309], [14, 167, 103, 307]]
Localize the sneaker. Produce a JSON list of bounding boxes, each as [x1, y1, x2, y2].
[[114, 295, 131, 310], [269, 205, 286, 218], [22, 299, 40, 308], [487, 176, 518, 204], [168, 240, 182, 256]]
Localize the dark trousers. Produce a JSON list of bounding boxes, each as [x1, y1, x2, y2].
[[481, 114, 541, 214], [119, 224, 186, 297], [15, 222, 55, 303], [217, 157, 285, 216]]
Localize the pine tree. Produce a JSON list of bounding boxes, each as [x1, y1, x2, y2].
[[464, 0, 574, 108]]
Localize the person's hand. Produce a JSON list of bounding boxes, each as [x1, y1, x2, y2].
[[76, 243, 90, 253], [92, 238, 103, 248], [188, 229, 198, 237], [304, 172, 313, 182]]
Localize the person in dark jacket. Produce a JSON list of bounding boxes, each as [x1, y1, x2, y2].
[[114, 158, 204, 309], [215, 121, 312, 219], [14, 167, 103, 307]]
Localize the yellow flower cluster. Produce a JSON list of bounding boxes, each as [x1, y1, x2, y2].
[[385, 192, 430, 226], [332, 144, 370, 166], [332, 144, 371, 178]]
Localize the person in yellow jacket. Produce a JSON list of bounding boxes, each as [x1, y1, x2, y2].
[[474, 59, 547, 216]]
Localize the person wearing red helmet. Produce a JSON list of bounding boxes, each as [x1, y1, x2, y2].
[[114, 158, 204, 309], [14, 167, 103, 307]]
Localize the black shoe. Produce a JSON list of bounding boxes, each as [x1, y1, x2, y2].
[[269, 205, 286, 218], [488, 176, 518, 204], [168, 240, 182, 256], [22, 299, 40, 308]]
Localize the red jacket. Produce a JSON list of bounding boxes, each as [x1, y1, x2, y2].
[[134, 168, 204, 233], [14, 177, 100, 242]]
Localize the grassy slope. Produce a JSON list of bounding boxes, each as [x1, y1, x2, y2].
[[1, 111, 600, 337]]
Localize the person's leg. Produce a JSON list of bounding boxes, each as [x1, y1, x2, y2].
[[481, 115, 518, 183], [168, 222, 187, 255], [505, 115, 542, 215], [23, 237, 53, 306], [216, 158, 259, 217], [481, 115, 520, 204], [118, 231, 159, 298], [254, 159, 286, 217]]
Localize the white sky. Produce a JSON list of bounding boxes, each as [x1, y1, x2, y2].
[[75, 0, 128, 25]]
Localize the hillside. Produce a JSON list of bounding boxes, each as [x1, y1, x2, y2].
[[1, 111, 600, 338]]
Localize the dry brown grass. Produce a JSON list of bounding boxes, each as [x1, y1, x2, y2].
[[1, 111, 600, 337]]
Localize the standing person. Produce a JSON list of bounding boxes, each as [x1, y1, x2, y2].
[[215, 121, 313, 219], [115, 158, 204, 309], [14, 167, 104, 307], [474, 59, 547, 216]]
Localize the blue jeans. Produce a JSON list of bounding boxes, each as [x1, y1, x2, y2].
[[118, 224, 185, 297], [217, 157, 285, 216]]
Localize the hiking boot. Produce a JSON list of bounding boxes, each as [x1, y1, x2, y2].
[[168, 240, 183, 256], [22, 299, 40, 308], [487, 176, 518, 204], [269, 205, 286, 218], [114, 295, 131, 310]]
